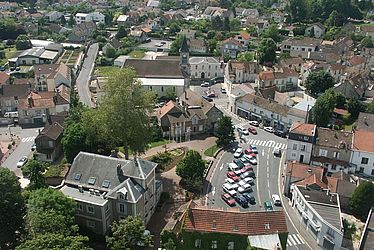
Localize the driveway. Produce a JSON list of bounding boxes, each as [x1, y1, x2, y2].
[[76, 43, 98, 107]]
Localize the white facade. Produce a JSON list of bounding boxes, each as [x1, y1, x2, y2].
[[291, 185, 344, 250], [46, 11, 63, 22], [138, 78, 185, 97], [190, 57, 223, 80], [350, 150, 374, 176], [75, 12, 105, 24], [287, 139, 314, 164], [305, 24, 326, 39]]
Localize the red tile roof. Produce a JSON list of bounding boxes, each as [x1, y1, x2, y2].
[[258, 71, 275, 81], [290, 122, 316, 136], [295, 173, 327, 189], [239, 31, 250, 40], [158, 100, 176, 118], [184, 202, 288, 236], [286, 161, 325, 181], [352, 130, 374, 153]]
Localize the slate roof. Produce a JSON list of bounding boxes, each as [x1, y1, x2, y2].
[[124, 59, 184, 78], [236, 93, 290, 117], [180, 36, 189, 53], [359, 208, 374, 250], [37, 121, 63, 140], [289, 122, 316, 136], [356, 112, 374, 132], [184, 202, 288, 236], [65, 152, 157, 191]]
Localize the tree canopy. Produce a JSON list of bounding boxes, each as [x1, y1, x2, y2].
[[257, 38, 276, 65], [176, 150, 206, 191], [367, 99, 374, 114], [16, 233, 91, 250], [0, 168, 25, 249], [305, 71, 335, 96], [215, 116, 235, 147], [106, 216, 152, 249], [311, 89, 336, 127], [21, 160, 47, 190], [15, 35, 32, 50], [347, 97, 366, 119], [350, 181, 374, 221]]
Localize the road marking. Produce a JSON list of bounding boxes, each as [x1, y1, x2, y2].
[[282, 144, 287, 150], [277, 147, 312, 250], [293, 234, 302, 245], [262, 149, 265, 156], [275, 142, 281, 148], [268, 140, 276, 147], [220, 163, 224, 171], [212, 186, 216, 196], [22, 136, 36, 142]]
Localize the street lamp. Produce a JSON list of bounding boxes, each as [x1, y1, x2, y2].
[[8, 125, 12, 141]]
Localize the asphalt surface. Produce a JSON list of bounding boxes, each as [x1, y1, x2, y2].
[[1, 125, 41, 175], [76, 43, 98, 107], [192, 84, 311, 250]]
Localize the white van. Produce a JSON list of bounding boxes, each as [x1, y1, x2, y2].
[[4, 111, 18, 118], [272, 194, 281, 206], [228, 163, 240, 172]]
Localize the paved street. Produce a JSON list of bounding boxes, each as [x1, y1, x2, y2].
[[76, 43, 98, 107], [0, 125, 41, 175]]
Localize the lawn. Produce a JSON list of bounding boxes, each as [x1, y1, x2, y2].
[[0, 46, 17, 65], [147, 139, 170, 149], [342, 113, 356, 131], [204, 144, 220, 157], [129, 50, 145, 59], [95, 66, 120, 77]]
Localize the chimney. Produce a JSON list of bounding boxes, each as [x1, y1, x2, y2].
[[89, 188, 94, 195], [95, 190, 100, 196], [28, 95, 33, 107]]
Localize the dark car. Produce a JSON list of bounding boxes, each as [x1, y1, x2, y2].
[[235, 195, 249, 207], [202, 96, 213, 102], [209, 77, 224, 84], [0, 65, 6, 71], [274, 130, 286, 138], [242, 193, 256, 204], [233, 159, 244, 168], [10, 66, 15, 71]]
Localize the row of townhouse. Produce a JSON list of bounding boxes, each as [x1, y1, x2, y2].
[[286, 113, 374, 177]]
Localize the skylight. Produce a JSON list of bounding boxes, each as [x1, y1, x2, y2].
[[102, 180, 111, 188], [88, 177, 96, 185], [74, 173, 81, 181]]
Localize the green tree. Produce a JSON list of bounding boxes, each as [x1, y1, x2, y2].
[[215, 116, 235, 147], [16, 233, 92, 250], [0, 168, 25, 249], [15, 34, 32, 50], [164, 87, 176, 101], [305, 71, 335, 96], [367, 99, 374, 114], [257, 38, 276, 65], [347, 97, 366, 119], [170, 35, 183, 54], [261, 24, 280, 42], [97, 67, 155, 159], [116, 25, 127, 39], [106, 216, 152, 249], [176, 150, 206, 191], [237, 51, 254, 62], [362, 36, 374, 48], [350, 181, 374, 221], [289, 0, 308, 22], [311, 89, 336, 127], [211, 16, 223, 31], [229, 18, 241, 31], [223, 17, 230, 31], [68, 15, 75, 26], [106, 46, 116, 58], [62, 119, 89, 163], [21, 160, 47, 190]]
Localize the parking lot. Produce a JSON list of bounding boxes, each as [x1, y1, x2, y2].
[[137, 39, 171, 52], [206, 125, 287, 212]]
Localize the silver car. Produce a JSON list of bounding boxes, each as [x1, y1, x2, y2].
[[16, 156, 28, 168]]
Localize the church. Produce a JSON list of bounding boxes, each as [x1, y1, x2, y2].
[[123, 37, 191, 98]]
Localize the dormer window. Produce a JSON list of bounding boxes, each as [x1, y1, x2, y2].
[[211, 220, 216, 229], [88, 177, 96, 185], [264, 223, 270, 230]]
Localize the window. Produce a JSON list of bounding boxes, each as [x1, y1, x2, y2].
[[195, 239, 201, 248], [46, 154, 51, 160], [331, 165, 337, 171], [119, 203, 125, 213], [77, 203, 83, 211], [303, 136, 309, 141], [359, 167, 364, 173], [87, 205, 94, 214], [228, 242, 234, 250], [300, 145, 306, 151], [327, 227, 335, 238], [161, 86, 164, 92], [333, 152, 339, 158], [319, 149, 327, 157], [292, 153, 296, 157], [371, 169, 374, 176], [86, 220, 95, 228], [195, 65, 198, 69], [264, 223, 270, 229], [211, 222, 216, 229], [88, 177, 96, 185], [361, 157, 369, 164], [293, 144, 298, 150], [48, 140, 53, 147], [233, 225, 239, 232], [211, 240, 217, 249]]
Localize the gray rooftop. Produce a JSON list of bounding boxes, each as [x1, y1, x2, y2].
[[65, 152, 157, 192], [60, 185, 108, 206]]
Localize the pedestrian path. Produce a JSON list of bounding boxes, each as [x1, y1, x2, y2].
[[246, 138, 287, 150], [287, 234, 305, 247], [21, 136, 36, 142]]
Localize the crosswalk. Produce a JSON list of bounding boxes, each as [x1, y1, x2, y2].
[[287, 234, 305, 247], [22, 136, 36, 142], [246, 138, 287, 150]]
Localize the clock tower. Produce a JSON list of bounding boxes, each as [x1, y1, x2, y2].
[[179, 36, 190, 90]]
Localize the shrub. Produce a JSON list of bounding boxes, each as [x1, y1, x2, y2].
[[151, 152, 172, 171], [7, 144, 12, 149]]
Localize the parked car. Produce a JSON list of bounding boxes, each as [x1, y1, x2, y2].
[[16, 156, 28, 168], [238, 183, 253, 193], [227, 171, 236, 179], [228, 162, 240, 171], [244, 148, 253, 155], [264, 127, 274, 133], [221, 193, 236, 206], [210, 76, 224, 84], [15, 66, 20, 71], [221, 87, 227, 94], [206, 91, 217, 98], [273, 147, 281, 157], [233, 159, 244, 168], [0, 65, 6, 71], [243, 177, 254, 185], [233, 147, 243, 158], [247, 156, 257, 165], [241, 166, 253, 174], [225, 178, 235, 184], [249, 120, 259, 126], [10, 66, 15, 71], [240, 171, 255, 179], [272, 194, 281, 206], [235, 195, 249, 207], [31, 143, 36, 151], [248, 127, 257, 135], [237, 126, 249, 135], [202, 96, 213, 102], [201, 82, 210, 87], [250, 145, 258, 154], [264, 201, 273, 211], [231, 183, 239, 190], [274, 129, 286, 138], [243, 193, 255, 204]]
